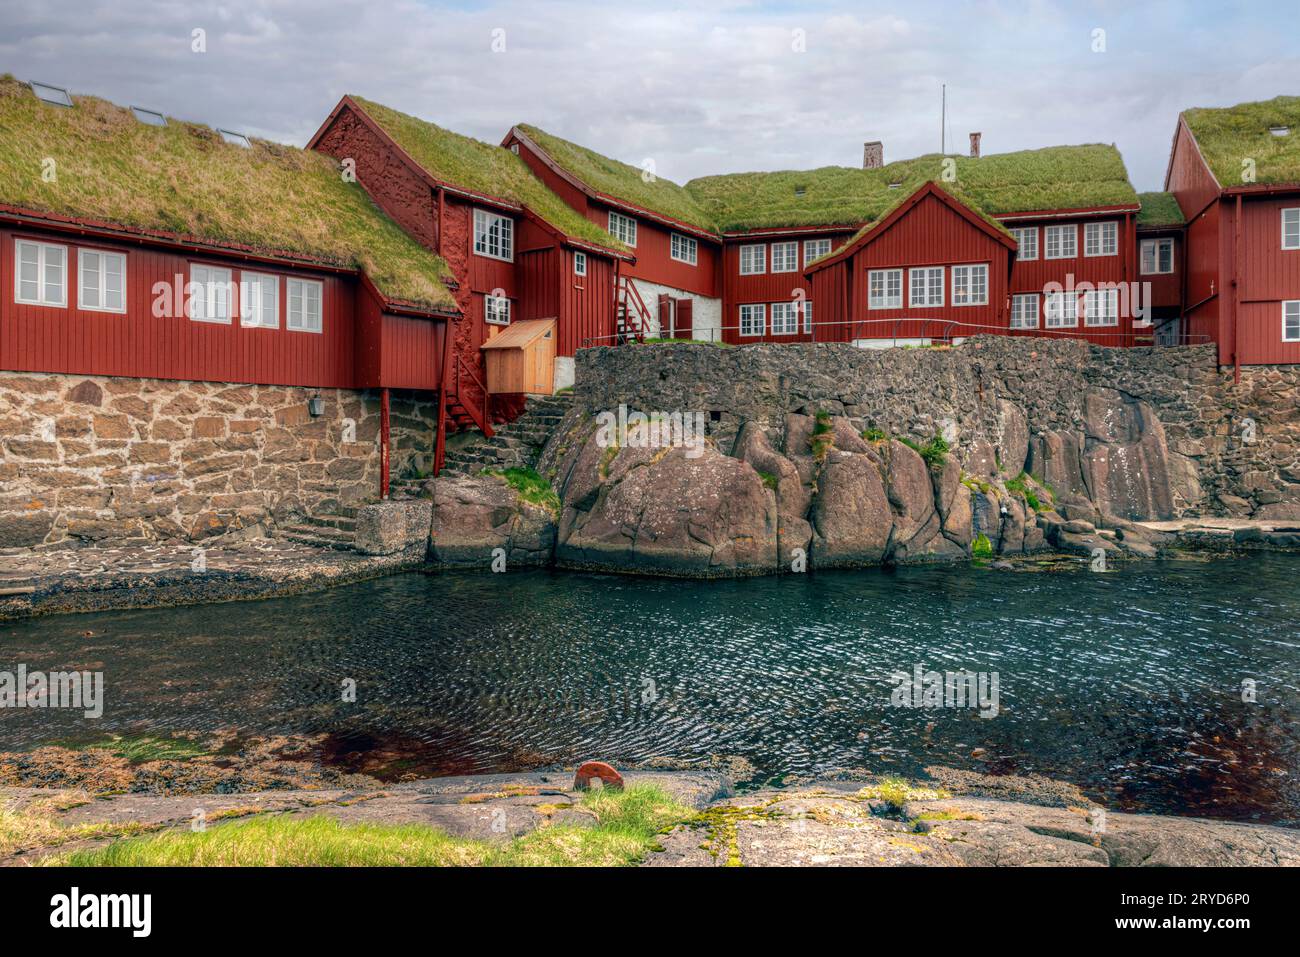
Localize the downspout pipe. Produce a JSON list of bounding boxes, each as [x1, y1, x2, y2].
[[1233, 193, 1242, 384]]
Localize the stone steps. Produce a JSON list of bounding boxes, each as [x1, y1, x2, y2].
[[278, 523, 357, 550], [436, 394, 573, 477]]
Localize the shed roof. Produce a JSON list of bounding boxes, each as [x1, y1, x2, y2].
[[480, 317, 556, 349], [0, 75, 456, 312]]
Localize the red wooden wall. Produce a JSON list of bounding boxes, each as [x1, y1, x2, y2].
[[722, 230, 854, 344]]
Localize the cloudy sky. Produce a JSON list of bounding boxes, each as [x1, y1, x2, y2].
[[3, 0, 1297, 191]]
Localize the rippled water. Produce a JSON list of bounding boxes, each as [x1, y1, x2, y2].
[[3, 555, 1299, 823]]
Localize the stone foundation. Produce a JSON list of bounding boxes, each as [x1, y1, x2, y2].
[[0, 371, 440, 548]]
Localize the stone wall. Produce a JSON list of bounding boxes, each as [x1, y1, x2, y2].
[[574, 338, 1300, 520], [0, 371, 440, 548]]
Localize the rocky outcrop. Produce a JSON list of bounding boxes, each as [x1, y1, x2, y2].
[[428, 474, 555, 567]]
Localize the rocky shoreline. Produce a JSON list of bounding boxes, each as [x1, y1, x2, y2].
[[4, 758, 1297, 867]]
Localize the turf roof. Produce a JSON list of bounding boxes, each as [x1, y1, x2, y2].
[[514, 123, 715, 232], [348, 97, 626, 254], [0, 75, 456, 311], [1181, 95, 1300, 188], [1136, 191, 1185, 227], [686, 144, 1139, 233]]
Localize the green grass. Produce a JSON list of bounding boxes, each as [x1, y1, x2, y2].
[[862, 427, 887, 442], [686, 143, 1138, 232], [810, 411, 835, 460], [54, 784, 691, 867], [351, 97, 626, 254], [900, 433, 950, 471], [0, 76, 455, 310], [971, 533, 994, 559], [483, 466, 561, 515], [1005, 472, 1042, 512], [639, 337, 730, 346], [1182, 95, 1300, 187], [756, 470, 779, 490], [516, 124, 715, 231], [1136, 191, 1185, 227], [54, 734, 208, 764]]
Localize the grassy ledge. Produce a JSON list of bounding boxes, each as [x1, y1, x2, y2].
[[483, 466, 561, 515]]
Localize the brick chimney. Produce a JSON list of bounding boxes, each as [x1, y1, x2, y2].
[[862, 140, 883, 169], [969, 132, 982, 158]]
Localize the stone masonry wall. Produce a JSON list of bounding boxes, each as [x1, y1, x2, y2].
[[0, 371, 440, 548], [575, 338, 1300, 520]]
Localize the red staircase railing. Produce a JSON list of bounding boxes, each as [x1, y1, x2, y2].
[[452, 353, 494, 438], [616, 276, 651, 343]]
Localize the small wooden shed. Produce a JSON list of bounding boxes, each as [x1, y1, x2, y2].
[[481, 318, 557, 395]]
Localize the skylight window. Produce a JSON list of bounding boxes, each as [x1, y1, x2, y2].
[[29, 81, 73, 107], [1269, 125, 1291, 137], [131, 106, 167, 127], [218, 129, 251, 148], [794, 186, 807, 198]]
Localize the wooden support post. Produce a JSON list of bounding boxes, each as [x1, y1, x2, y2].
[[434, 320, 454, 475], [380, 387, 391, 499]]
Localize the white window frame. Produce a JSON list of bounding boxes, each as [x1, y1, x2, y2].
[[1284, 300, 1300, 342], [1045, 224, 1077, 260], [574, 251, 587, 276], [803, 238, 831, 263], [670, 233, 698, 265], [801, 299, 813, 334], [77, 248, 126, 314], [770, 301, 798, 335], [1010, 293, 1040, 329], [14, 239, 67, 307], [908, 266, 944, 308], [1283, 208, 1300, 251], [951, 264, 988, 307], [484, 293, 511, 327], [608, 211, 637, 247], [868, 269, 902, 309], [473, 208, 514, 262], [1140, 238, 1175, 275], [1084, 220, 1118, 257], [771, 241, 799, 273], [286, 277, 323, 333], [239, 271, 278, 329], [1045, 291, 1079, 328], [1011, 226, 1038, 261], [739, 303, 765, 337], [189, 264, 232, 324], [1083, 287, 1120, 327], [739, 244, 766, 276]]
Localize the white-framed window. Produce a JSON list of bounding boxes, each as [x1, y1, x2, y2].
[[239, 271, 278, 328], [484, 294, 511, 326], [1283, 208, 1300, 250], [286, 277, 323, 333], [801, 299, 813, 334], [1010, 293, 1039, 329], [1045, 224, 1077, 260], [1083, 287, 1120, 327], [771, 241, 799, 273], [1084, 220, 1118, 257], [189, 264, 232, 323], [1140, 238, 1175, 275], [951, 264, 988, 306], [1010, 226, 1038, 261], [670, 233, 697, 265], [1045, 291, 1079, 328], [804, 238, 832, 262], [574, 251, 587, 276], [14, 239, 67, 307], [1284, 300, 1300, 342], [739, 303, 765, 336], [770, 301, 798, 335], [608, 211, 637, 247], [739, 244, 765, 275], [868, 269, 902, 309], [78, 249, 125, 313], [473, 208, 514, 261], [908, 266, 944, 308]]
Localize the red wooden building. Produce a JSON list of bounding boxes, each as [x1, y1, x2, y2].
[[1164, 96, 1300, 372]]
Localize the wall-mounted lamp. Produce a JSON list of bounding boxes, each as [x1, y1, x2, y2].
[[308, 393, 325, 418]]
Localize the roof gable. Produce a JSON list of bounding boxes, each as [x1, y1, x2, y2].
[[0, 75, 456, 312], [1136, 191, 1186, 227], [341, 97, 628, 255], [1181, 95, 1300, 188]]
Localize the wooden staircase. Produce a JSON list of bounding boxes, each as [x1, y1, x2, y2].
[[616, 276, 652, 343]]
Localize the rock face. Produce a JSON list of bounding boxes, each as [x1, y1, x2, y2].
[[428, 474, 555, 567]]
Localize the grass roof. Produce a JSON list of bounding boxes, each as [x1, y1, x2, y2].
[[0, 75, 455, 310], [1182, 95, 1300, 188], [514, 123, 716, 231], [1136, 191, 1185, 227], [349, 97, 626, 254], [685, 144, 1139, 232]]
